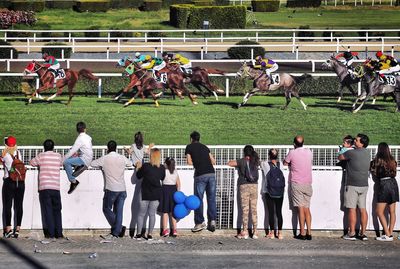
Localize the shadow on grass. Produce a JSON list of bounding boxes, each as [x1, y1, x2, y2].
[[3, 97, 65, 105], [310, 99, 391, 112], [203, 100, 276, 109], [96, 99, 187, 107]]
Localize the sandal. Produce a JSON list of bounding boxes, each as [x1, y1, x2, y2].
[[278, 233, 283, 240], [265, 231, 275, 239], [236, 232, 249, 239]]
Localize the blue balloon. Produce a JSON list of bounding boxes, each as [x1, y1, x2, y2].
[[184, 195, 201, 210], [173, 191, 186, 204], [174, 204, 189, 219]]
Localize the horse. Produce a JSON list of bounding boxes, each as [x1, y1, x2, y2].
[[352, 60, 400, 113], [235, 62, 308, 110], [24, 61, 98, 105], [321, 56, 363, 102]]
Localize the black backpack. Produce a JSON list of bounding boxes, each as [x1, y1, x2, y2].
[[266, 162, 285, 197], [244, 160, 259, 183]]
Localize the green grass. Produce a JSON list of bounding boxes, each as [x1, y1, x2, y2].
[[0, 96, 399, 146]]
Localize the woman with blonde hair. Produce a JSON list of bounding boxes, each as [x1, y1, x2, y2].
[[370, 142, 399, 242], [134, 148, 165, 240], [1, 136, 24, 238]]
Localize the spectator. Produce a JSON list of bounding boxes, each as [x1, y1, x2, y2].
[[284, 135, 313, 240], [228, 145, 260, 239], [159, 157, 181, 237], [185, 131, 217, 233], [134, 148, 165, 240], [261, 148, 285, 240], [370, 142, 398, 242], [30, 139, 64, 239], [1, 136, 24, 238], [63, 122, 93, 194], [91, 140, 132, 240], [338, 133, 371, 241], [123, 131, 154, 167]]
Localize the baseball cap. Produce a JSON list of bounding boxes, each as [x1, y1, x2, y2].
[[6, 136, 16, 147]]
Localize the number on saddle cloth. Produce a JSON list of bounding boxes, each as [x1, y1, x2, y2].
[[379, 75, 396, 86], [271, 74, 280, 85], [125, 64, 135, 75], [50, 69, 65, 80]]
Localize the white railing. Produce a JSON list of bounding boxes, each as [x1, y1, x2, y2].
[[231, 0, 397, 5]]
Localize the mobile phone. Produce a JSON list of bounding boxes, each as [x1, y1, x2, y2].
[[4, 137, 7, 145]]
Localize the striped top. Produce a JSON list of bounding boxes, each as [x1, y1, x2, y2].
[[30, 151, 63, 191]]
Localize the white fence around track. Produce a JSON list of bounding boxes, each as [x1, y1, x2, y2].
[[231, 0, 398, 6], [1, 145, 399, 230]]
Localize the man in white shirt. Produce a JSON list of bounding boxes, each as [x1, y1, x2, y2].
[[63, 122, 93, 194], [91, 140, 132, 239]]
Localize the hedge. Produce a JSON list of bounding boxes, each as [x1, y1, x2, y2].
[[74, 0, 110, 12], [162, 0, 191, 8], [0, 40, 18, 59], [286, 0, 321, 7], [0, 0, 10, 8], [41, 42, 72, 58], [142, 0, 162, 11], [191, 0, 214, 6], [109, 0, 139, 8], [170, 4, 246, 29], [10, 0, 45, 12], [45, 0, 76, 9], [227, 40, 266, 60], [251, 0, 280, 12]]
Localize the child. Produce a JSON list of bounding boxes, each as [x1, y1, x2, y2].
[[124, 131, 154, 167], [159, 157, 181, 237], [338, 135, 354, 155]]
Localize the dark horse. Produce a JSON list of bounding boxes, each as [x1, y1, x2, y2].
[[24, 61, 98, 105], [235, 62, 309, 110], [352, 59, 400, 113]]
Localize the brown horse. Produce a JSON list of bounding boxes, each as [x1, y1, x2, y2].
[[235, 62, 309, 110], [24, 61, 98, 105]]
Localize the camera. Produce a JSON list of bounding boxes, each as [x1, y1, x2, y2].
[[4, 137, 8, 145]]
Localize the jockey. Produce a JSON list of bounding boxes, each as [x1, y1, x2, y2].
[[172, 53, 192, 74], [42, 52, 60, 77], [335, 51, 359, 70], [133, 52, 147, 64], [162, 51, 174, 63], [252, 55, 278, 80], [140, 55, 166, 80], [376, 51, 400, 82]]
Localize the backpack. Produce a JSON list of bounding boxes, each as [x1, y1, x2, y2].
[[266, 162, 285, 198], [244, 160, 259, 183], [8, 153, 27, 182]]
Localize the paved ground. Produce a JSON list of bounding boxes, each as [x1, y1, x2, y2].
[[1, 230, 399, 269]]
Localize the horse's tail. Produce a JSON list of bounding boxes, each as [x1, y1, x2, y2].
[[78, 69, 98, 80], [293, 73, 312, 84], [204, 68, 225, 75]]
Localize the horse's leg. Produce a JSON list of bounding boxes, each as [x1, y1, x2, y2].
[[337, 84, 344, 103], [148, 91, 160, 107], [237, 88, 258, 108], [192, 83, 208, 99], [124, 85, 143, 107], [180, 85, 198, 105], [353, 94, 371, 113], [28, 84, 49, 104], [290, 88, 307, 110]]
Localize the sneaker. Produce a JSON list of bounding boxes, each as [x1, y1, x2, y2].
[[208, 220, 216, 232], [133, 234, 144, 241], [342, 233, 357, 241], [146, 234, 153, 241], [172, 229, 178, 237], [100, 233, 117, 240], [72, 165, 87, 177], [376, 235, 393, 242], [252, 233, 259, 240], [236, 232, 249, 239], [358, 234, 368, 241], [306, 234, 312, 241], [118, 226, 126, 238], [13, 230, 20, 239], [266, 231, 274, 239], [191, 223, 206, 233], [162, 229, 169, 237], [294, 234, 307, 240], [67, 180, 80, 194], [3, 230, 13, 238]]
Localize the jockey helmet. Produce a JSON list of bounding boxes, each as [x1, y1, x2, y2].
[[255, 56, 262, 61], [42, 52, 48, 59], [375, 51, 383, 58], [145, 55, 152, 61], [174, 54, 181, 59], [162, 52, 168, 57], [135, 52, 141, 58]]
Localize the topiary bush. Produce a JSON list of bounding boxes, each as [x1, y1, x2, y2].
[[286, 0, 321, 7], [142, 0, 162, 11], [41, 42, 72, 58], [227, 40, 265, 60], [74, 0, 110, 12], [10, 0, 45, 11], [297, 25, 314, 41], [251, 0, 280, 12], [45, 0, 76, 9], [0, 40, 18, 59], [170, 4, 192, 28]]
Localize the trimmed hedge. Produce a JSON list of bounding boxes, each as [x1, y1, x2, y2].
[[84, 26, 101, 41], [251, 0, 280, 12], [142, 0, 162, 11], [227, 40, 265, 60], [74, 0, 110, 12], [0, 40, 18, 59], [286, 0, 321, 7], [110, 0, 138, 8], [45, 0, 76, 9], [41, 42, 72, 58], [170, 4, 246, 29], [162, 0, 190, 8], [191, 0, 214, 6], [297, 25, 314, 41], [10, 0, 45, 12]]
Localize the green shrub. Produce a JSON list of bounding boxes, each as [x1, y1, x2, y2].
[[142, 0, 162, 11], [74, 0, 110, 12], [0, 0, 10, 8], [41, 42, 72, 59], [85, 25, 101, 41], [170, 4, 192, 28], [162, 0, 190, 8], [45, 0, 76, 9], [286, 0, 321, 7], [10, 0, 45, 11], [297, 25, 314, 41], [227, 40, 265, 60], [191, 0, 214, 6], [0, 40, 18, 59], [110, 27, 133, 38], [110, 0, 138, 8], [251, 0, 280, 12]]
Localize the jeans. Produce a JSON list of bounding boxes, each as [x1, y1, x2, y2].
[[39, 190, 63, 238], [194, 173, 217, 225], [2, 178, 25, 227], [103, 190, 127, 236], [63, 157, 85, 182]]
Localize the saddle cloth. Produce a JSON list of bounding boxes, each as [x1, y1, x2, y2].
[[271, 74, 280, 85], [153, 72, 168, 84], [50, 69, 66, 80], [379, 74, 397, 86]]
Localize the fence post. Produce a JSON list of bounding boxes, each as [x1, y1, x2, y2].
[[336, 38, 339, 53], [161, 39, 164, 53], [255, 32, 258, 42], [205, 39, 208, 54], [72, 39, 75, 53], [183, 32, 186, 43], [4, 32, 6, 42], [295, 46, 299, 60], [10, 49, 13, 60], [36, 78, 40, 89], [117, 38, 120, 53], [251, 48, 254, 60], [225, 77, 229, 98], [311, 60, 315, 73], [145, 33, 147, 43], [154, 48, 158, 57], [391, 46, 394, 57], [107, 32, 110, 43], [6, 59, 10, 71], [68, 32, 71, 43], [106, 47, 110, 59], [98, 78, 102, 98], [221, 32, 223, 43], [201, 47, 204, 60], [61, 49, 64, 60], [67, 59, 70, 69], [33, 33, 36, 42], [358, 81, 361, 96], [366, 31, 368, 42], [27, 39, 30, 54], [292, 32, 296, 53], [330, 31, 333, 42], [381, 37, 384, 52]]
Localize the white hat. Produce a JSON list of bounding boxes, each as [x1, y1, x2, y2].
[[135, 52, 141, 57]]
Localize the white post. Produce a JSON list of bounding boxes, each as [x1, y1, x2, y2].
[[107, 32, 110, 43], [98, 78, 102, 98], [391, 46, 394, 57], [145, 33, 147, 43], [366, 32, 368, 42], [255, 32, 258, 42], [205, 39, 208, 54], [10, 49, 13, 60], [117, 39, 120, 53], [33, 33, 36, 42], [61, 49, 64, 60], [161, 39, 164, 53], [292, 32, 296, 53], [183, 32, 186, 43], [68, 33, 72, 43], [201, 47, 204, 60], [36, 78, 40, 89], [330, 32, 333, 42], [4, 32, 6, 41], [357, 81, 361, 96], [335, 0, 337, 6], [295, 46, 299, 60], [67, 59, 70, 69], [106, 47, 110, 59], [381, 37, 384, 52], [6, 59, 10, 71], [154, 48, 158, 57], [27, 39, 30, 54], [251, 48, 254, 60], [220, 32, 223, 43], [72, 39, 75, 53], [225, 78, 229, 98], [336, 38, 339, 53], [311, 60, 315, 72]]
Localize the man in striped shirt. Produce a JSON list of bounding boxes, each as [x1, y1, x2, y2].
[[30, 139, 64, 239]]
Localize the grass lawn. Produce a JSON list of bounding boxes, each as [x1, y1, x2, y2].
[[0, 95, 398, 146]]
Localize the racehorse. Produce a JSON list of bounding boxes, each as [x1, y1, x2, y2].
[[235, 62, 309, 110], [321, 56, 362, 102], [24, 61, 98, 105], [352, 60, 400, 113]]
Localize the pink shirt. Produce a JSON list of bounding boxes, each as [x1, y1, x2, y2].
[[30, 151, 63, 191], [284, 147, 313, 184]]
